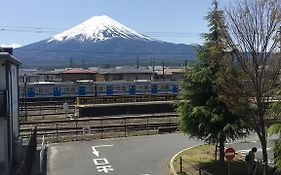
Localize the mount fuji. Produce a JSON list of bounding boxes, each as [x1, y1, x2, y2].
[[15, 15, 196, 67]]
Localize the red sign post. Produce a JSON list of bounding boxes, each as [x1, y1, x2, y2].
[[225, 147, 235, 175]]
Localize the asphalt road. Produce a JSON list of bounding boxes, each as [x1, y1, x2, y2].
[[47, 133, 278, 175], [47, 133, 203, 175]]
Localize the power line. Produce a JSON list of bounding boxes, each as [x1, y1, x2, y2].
[[0, 25, 202, 37], [17, 48, 195, 55]]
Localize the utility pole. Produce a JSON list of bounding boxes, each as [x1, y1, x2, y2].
[[152, 60, 155, 81], [137, 54, 139, 69], [184, 60, 187, 73], [162, 60, 165, 81], [70, 57, 73, 68], [24, 74, 27, 121]]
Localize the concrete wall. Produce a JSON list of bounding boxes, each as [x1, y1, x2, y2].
[[79, 102, 175, 117]]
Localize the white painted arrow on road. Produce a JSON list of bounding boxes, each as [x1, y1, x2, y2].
[[91, 145, 113, 157]]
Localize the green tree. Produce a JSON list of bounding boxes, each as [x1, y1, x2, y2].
[[220, 1, 281, 174], [268, 98, 281, 171], [176, 0, 246, 166]]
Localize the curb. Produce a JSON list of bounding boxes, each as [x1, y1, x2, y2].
[[169, 145, 202, 175]]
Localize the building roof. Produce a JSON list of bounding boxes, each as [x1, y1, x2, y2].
[[97, 67, 153, 74], [62, 68, 96, 74], [0, 52, 21, 65], [155, 68, 185, 75]]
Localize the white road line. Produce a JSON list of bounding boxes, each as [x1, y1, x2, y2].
[[91, 145, 113, 157]]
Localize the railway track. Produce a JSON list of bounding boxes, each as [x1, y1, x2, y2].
[[20, 113, 179, 143], [19, 94, 179, 143]]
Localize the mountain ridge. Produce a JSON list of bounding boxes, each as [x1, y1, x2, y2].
[[48, 15, 154, 43], [15, 15, 196, 67]]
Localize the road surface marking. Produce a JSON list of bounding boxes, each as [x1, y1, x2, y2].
[[91, 145, 114, 173], [92, 145, 113, 157], [93, 158, 110, 165]]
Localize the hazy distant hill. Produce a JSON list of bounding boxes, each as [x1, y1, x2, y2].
[[15, 15, 196, 67]]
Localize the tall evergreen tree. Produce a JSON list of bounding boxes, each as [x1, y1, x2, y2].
[[176, 0, 246, 166]]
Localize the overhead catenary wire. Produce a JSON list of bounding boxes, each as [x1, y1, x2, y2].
[[16, 48, 196, 55], [0, 25, 202, 38]]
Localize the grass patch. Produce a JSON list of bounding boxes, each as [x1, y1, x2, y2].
[[173, 144, 281, 175]]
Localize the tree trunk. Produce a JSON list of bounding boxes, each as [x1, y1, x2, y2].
[[215, 141, 218, 161], [219, 135, 225, 167], [259, 131, 268, 175]]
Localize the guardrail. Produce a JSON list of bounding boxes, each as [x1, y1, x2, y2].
[[177, 157, 214, 175]]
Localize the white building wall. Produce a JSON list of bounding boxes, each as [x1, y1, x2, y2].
[[0, 57, 20, 175], [0, 59, 8, 173], [0, 60, 6, 89], [11, 64, 19, 137], [0, 119, 8, 172]]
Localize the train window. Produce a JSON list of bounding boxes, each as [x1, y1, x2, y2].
[[70, 87, 75, 92], [38, 87, 44, 93], [162, 85, 170, 90], [63, 87, 69, 93], [137, 85, 149, 90], [118, 74, 123, 80], [98, 86, 105, 91], [122, 86, 126, 91], [63, 87, 75, 93], [88, 86, 94, 91], [38, 87, 49, 93]]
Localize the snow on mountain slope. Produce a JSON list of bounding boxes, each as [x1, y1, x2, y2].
[[48, 15, 154, 43]]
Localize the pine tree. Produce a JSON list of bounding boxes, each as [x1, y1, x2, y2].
[[176, 0, 246, 166]]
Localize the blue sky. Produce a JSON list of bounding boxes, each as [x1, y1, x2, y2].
[[0, 0, 229, 47]]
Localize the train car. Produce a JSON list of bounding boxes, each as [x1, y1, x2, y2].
[[28, 82, 55, 97], [20, 81, 179, 98], [154, 81, 179, 94], [134, 80, 152, 94], [75, 80, 96, 96], [95, 81, 135, 96]]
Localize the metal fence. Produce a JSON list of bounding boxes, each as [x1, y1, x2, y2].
[[16, 127, 37, 175], [176, 156, 214, 175]]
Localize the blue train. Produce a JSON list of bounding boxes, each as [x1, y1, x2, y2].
[[19, 81, 179, 98]]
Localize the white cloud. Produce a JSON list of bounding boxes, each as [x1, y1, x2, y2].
[[0, 43, 22, 48]]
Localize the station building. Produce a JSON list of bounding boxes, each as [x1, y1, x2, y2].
[[0, 48, 21, 175]]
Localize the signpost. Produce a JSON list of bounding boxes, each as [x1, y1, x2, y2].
[[83, 127, 91, 135], [63, 102, 69, 117], [225, 147, 235, 175]]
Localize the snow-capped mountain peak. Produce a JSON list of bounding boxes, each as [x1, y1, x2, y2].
[[48, 15, 154, 43]]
